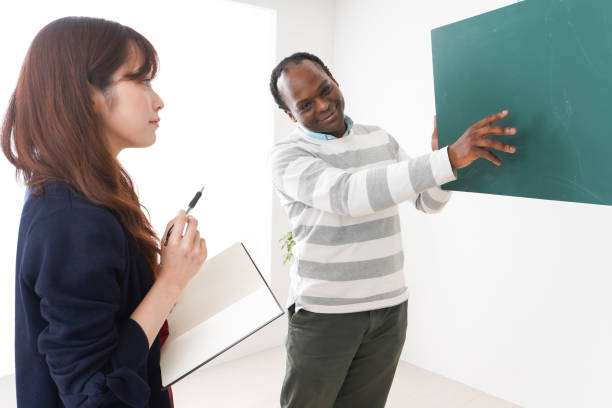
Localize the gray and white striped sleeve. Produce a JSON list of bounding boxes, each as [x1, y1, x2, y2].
[[270, 143, 456, 217], [397, 145, 455, 214]]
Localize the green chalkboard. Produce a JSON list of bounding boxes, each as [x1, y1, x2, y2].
[[432, 0, 612, 206]]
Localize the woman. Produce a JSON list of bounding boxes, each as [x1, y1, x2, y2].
[[1, 17, 206, 407]]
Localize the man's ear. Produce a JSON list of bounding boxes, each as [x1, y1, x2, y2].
[[284, 109, 297, 123], [329, 73, 340, 88]]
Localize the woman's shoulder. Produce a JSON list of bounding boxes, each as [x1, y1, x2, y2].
[[16, 181, 131, 289], [22, 181, 125, 243]]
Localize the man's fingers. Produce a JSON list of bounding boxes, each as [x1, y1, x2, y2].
[[478, 138, 516, 154], [432, 115, 439, 151], [476, 147, 502, 166], [471, 110, 509, 129], [474, 125, 516, 137]]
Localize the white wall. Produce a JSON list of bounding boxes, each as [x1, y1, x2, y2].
[[236, 0, 336, 304], [333, 1, 612, 407], [119, 0, 276, 281], [194, 0, 338, 365], [158, 0, 339, 374]]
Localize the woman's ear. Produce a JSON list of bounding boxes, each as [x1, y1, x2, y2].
[[88, 83, 107, 114]]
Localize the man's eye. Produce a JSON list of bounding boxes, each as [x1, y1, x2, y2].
[[322, 86, 331, 95], [300, 102, 312, 112]]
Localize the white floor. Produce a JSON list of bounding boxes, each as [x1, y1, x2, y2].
[[172, 346, 522, 408], [0, 346, 522, 407]]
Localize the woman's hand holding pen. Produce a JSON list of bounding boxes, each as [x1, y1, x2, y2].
[[158, 210, 207, 294], [130, 211, 207, 348], [130, 197, 206, 348]]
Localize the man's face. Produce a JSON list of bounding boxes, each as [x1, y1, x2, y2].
[[277, 60, 346, 137]]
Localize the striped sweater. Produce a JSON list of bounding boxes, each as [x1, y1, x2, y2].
[[270, 122, 457, 314]]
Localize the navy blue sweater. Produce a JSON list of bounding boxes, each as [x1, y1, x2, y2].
[[14, 182, 172, 407]]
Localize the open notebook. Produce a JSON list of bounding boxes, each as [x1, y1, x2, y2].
[[159, 243, 284, 388]]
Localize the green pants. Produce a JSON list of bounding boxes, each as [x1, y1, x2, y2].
[[281, 301, 407, 408]]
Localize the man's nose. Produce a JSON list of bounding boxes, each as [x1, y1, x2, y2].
[[316, 98, 330, 113]]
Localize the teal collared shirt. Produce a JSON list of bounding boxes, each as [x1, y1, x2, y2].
[[298, 115, 354, 141]]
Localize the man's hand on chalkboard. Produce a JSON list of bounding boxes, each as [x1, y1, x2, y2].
[[447, 110, 517, 169], [432, 115, 439, 151]]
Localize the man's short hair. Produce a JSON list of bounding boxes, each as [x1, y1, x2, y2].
[[269, 52, 333, 111]]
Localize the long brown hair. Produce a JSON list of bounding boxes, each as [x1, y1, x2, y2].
[[1, 17, 161, 275]]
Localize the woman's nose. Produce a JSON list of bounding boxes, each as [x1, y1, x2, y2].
[[154, 91, 164, 111]]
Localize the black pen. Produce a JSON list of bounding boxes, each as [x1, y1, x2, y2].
[[164, 186, 205, 246]]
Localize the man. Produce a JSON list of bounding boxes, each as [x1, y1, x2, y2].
[[269, 52, 517, 408]]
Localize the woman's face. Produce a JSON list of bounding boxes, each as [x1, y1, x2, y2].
[[93, 46, 164, 156]]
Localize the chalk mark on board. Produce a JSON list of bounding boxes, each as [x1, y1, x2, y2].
[[548, 175, 603, 203], [567, 20, 599, 76]]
